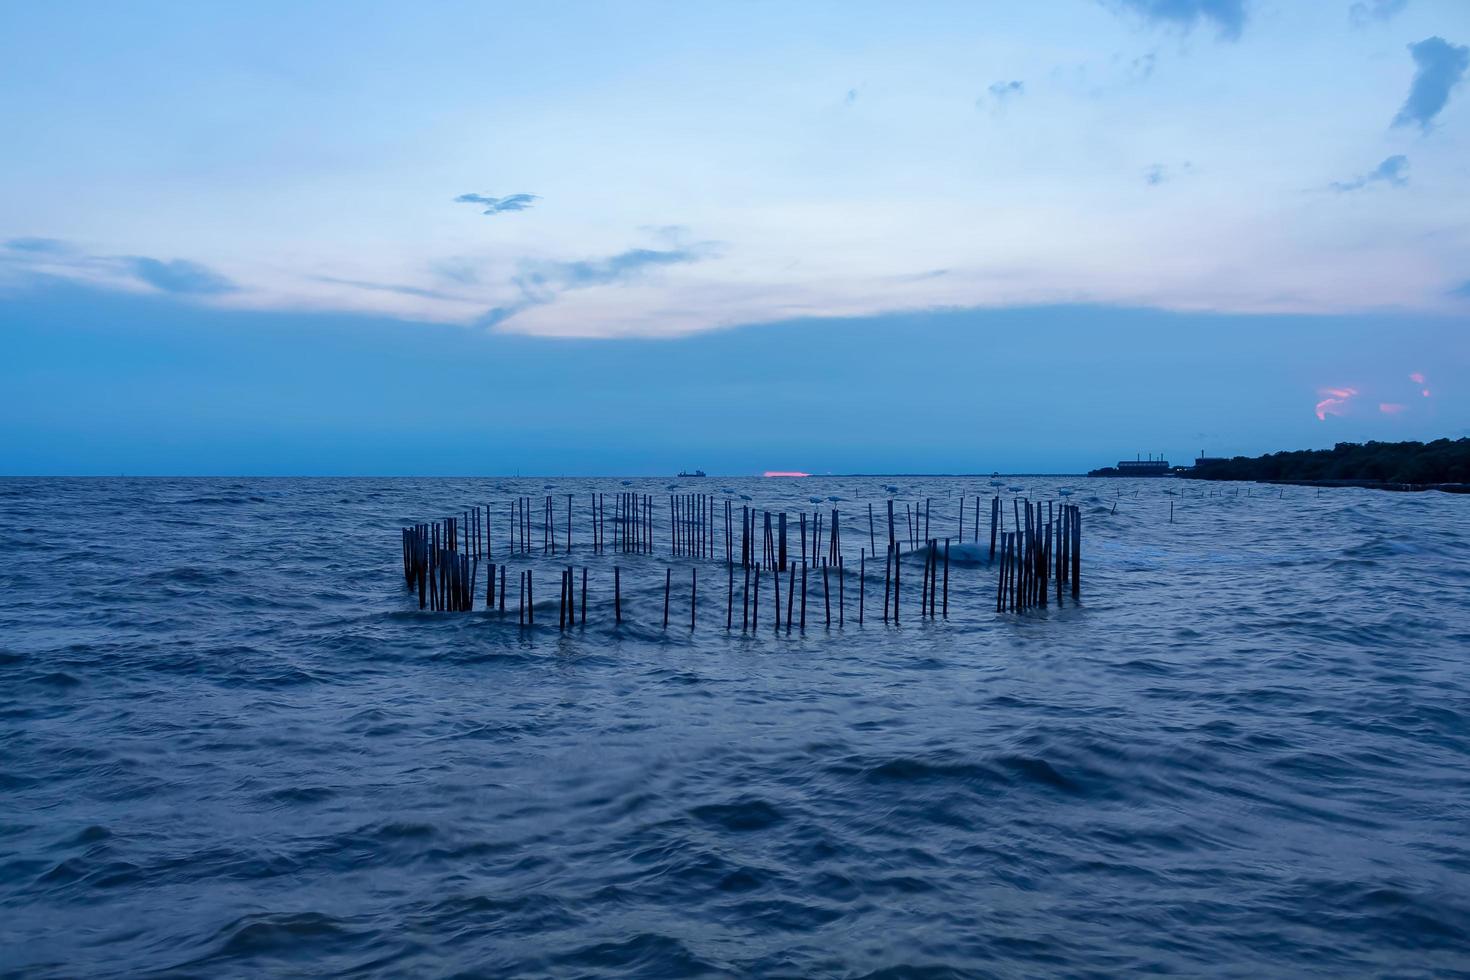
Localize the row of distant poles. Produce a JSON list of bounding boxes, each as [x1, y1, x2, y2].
[[400, 490, 1082, 628]]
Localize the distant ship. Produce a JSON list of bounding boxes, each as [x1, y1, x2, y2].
[[678, 469, 707, 478]]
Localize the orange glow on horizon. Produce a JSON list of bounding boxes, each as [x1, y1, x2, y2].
[[763, 471, 810, 478]]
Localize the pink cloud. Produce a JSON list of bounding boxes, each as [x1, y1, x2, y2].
[[763, 471, 810, 478], [1379, 402, 1406, 415], [1409, 372, 1425, 384], [1315, 386, 1359, 421]]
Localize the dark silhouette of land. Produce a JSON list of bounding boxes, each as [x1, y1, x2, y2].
[[1180, 438, 1470, 491]]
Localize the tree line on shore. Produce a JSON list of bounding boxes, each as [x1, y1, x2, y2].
[[1182, 438, 1470, 486]]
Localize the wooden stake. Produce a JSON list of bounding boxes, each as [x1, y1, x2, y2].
[[800, 562, 807, 630], [786, 563, 795, 634], [774, 553, 782, 630], [942, 538, 950, 619], [883, 542, 891, 623], [822, 559, 831, 627], [752, 565, 760, 630]]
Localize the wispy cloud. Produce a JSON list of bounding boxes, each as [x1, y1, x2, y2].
[[1144, 161, 1194, 186], [987, 80, 1024, 102], [1379, 401, 1406, 414], [524, 246, 713, 290], [979, 80, 1024, 115], [453, 192, 539, 215], [1129, 53, 1158, 80], [477, 241, 719, 331], [1329, 154, 1408, 192], [1392, 37, 1470, 131], [3, 238, 236, 297], [1104, 0, 1247, 41], [1350, 0, 1408, 26], [429, 258, 481, 286], [4, 237, 74, 255], [125, 257, 236, 295], [314, 275, 466, 302], [1315, 385, 1359, 420]]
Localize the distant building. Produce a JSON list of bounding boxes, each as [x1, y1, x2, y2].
[[1088, 453, 1173, 477], [1116, 459, 1171, 476]]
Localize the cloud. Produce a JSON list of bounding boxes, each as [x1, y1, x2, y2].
[[1315, 385, 1359, 420], [453, 192, 539, 215], [477, 242, 719, 331], [1379, 402, 1407, 414], [1350, 0, 1408, 26], [1392, 37, 1470, 131], [124, 257, 236, 295], [525, 245, 713, 290], [1143, 161, 1194, 186], [844, 88, 859, 105], [987, 80, 1024, 102], [639, 224, 692, 246], [476, 302, 534, 330], [314, 275, 466, 302], [1410, 371, 1431, 397], [1329, 154, 1409, 192], [2, 237, 238, 297], [429, 258, 481, 286], [1129, 53, 1158, 80], [5, 237, 74, 255], [1104, 0, 1247, 41]]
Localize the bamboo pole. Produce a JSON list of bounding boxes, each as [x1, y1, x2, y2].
[[774, 553, 782, 630], [883, 542, 891, 623], [752, 565, 760, 630], [822, 559, 831, 627], [800, 562, 807, 630], [942, 538, 949, 619], [742, 563, 750, 631]]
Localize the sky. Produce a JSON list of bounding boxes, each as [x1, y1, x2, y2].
[[1, 0, 1468, 475]]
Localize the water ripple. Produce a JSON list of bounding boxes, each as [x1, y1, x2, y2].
[[1, 475, 1468, 976]]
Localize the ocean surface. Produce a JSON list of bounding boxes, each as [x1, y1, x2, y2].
[[2, 476, 1469, 978]]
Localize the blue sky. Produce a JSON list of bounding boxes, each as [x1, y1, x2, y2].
[[2, 0, 1468, 474]]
